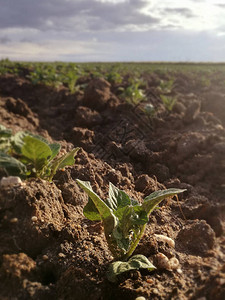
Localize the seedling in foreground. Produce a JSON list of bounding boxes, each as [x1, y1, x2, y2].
[[0, 125, 79, 181], [76, 179, 185, 281]]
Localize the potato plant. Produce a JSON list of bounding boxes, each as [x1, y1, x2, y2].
[[121, 80, 146, 105], [158, 79, 175, 94], [76, 179, 185, 282], [62, 69, 80, 93], [0, 125, 79, 181], [160, 94, 177, 111]]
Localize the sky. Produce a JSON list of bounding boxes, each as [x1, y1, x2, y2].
[[0, 0, 225, 62]]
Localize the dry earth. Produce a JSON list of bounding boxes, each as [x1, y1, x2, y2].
[[0, 69, 225, 299]]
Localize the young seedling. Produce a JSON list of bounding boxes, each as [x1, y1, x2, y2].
[[62, 68, 80, 93], [160, 94, 177, 112], [158, 79, 174, 94], [0, 125, 79, 181], [121, 78, 146, 105], [76, 179, 185, 282], [106, 69, 123, 85]]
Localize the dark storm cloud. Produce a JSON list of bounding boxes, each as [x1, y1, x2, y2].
[[0, 0, 158, 31], [162, 8, 195, 19]]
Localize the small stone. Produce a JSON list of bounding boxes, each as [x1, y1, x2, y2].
[[177, 268, 183, 274], [169, 257, 180, 270], [154, 234, 175, 248], [146, 278, 153, 284], [135, 297, 146, 300], [58, 253, 66, 258], [42, 255, 49, 261], [31, 216, 38, 222], [154, 253, 170, 270], [152, 288, 159, 295], [10, 218, 18, 223], [0, 176, 23, 187]]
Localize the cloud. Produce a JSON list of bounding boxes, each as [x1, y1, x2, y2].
[[216, 4, 225, 8], [0, 0, 158, 32], [0, 36, 10, 44], [0, 38, 112, 61], [162, 8, 195, 19], [1, 28, 224, 62], [0, 0, 225, 62]]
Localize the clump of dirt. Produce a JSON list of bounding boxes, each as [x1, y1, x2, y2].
[[0, 69, 225, 299]]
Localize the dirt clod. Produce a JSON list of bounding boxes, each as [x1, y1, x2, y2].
[[176, 220, 216, 256]]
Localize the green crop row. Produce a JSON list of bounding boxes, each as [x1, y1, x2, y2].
[[1, 59, 225, 92]]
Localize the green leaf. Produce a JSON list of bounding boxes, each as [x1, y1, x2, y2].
[[49, 143, 61, 160], [111, 226, 130, 253], [12, 131, 58, 155], [112, 206, 148, 254], [29, 133, 50, 144], [103, 214, 121, 257], [57, 147, 79, 169], [21, 135, 52, 171], [77, 179, 119, 256], [122, 189, 186, 260], [0, 151, 27, 177], [0, 124, 12, 138], [106, 182, 132, 211], [83, 197, 101, 221], [12, 131, 28, 153], [0, 127, 12, 152], [109, 205, 148, 256], [115, 205, 147, 225], [76, 179, 113, 220], [142, 188, 186, 216], [48, 147, 79, 180], [107, 254, 156, 282], [0, 139, 11, 152]]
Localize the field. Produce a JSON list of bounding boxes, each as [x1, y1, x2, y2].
[[0, 60, 225, 300]]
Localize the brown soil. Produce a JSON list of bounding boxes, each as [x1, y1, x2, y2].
[[0, 71, 225, 300]]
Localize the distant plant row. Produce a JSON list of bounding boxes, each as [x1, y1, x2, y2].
[[1, 59, 225, 94]]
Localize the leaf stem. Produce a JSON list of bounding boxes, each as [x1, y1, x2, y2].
[[121, 223, 147, 260]]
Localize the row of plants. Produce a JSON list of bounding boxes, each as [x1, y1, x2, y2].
[[1, 59, 225, 94], [0, 60, 178, 116], [2, 59, 224, 118], [0, 124, 185, 282]]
